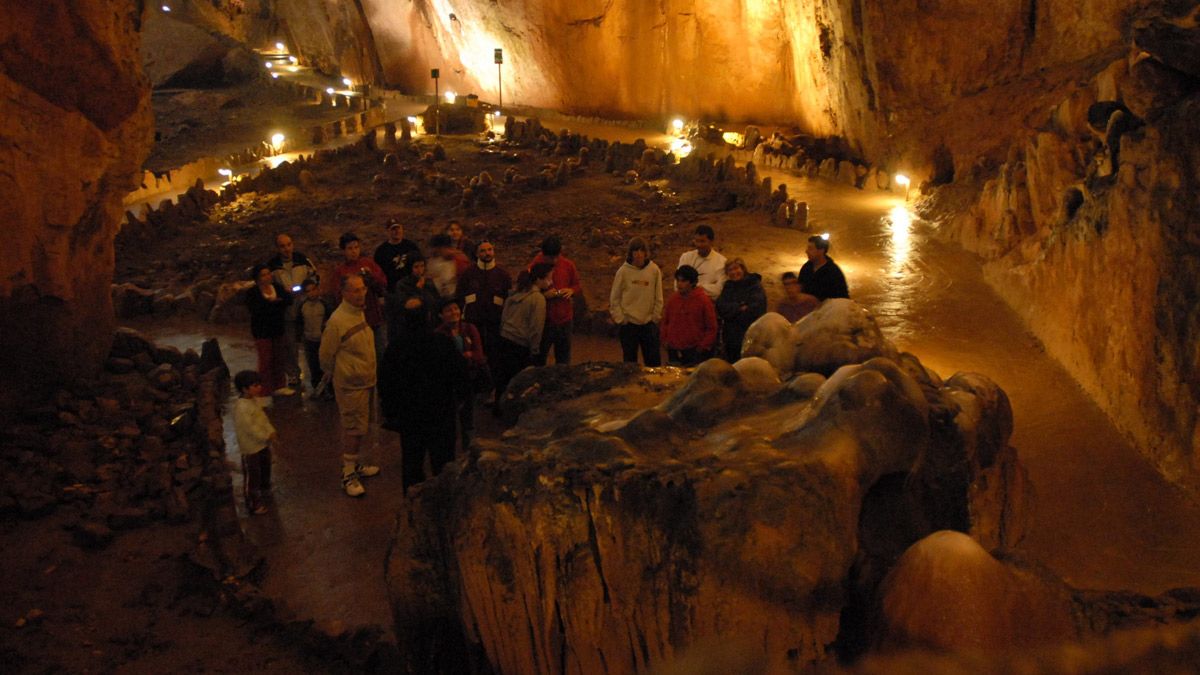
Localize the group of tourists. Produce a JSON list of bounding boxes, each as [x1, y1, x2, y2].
[[235, 218, 850, 510]]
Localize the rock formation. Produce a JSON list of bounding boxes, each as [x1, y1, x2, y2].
[[0, 2, 153, 410], [932, 12, 1200, 492], [140, 10, 263, 88], [386, 302, 1028, 673]]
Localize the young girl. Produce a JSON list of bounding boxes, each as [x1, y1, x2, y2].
[[232, 370, 275, 515]]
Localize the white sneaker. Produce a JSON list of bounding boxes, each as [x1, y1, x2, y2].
[[342, 472, 365, 497], [355, 463, 380, 478], [273, 387, 297, 396]]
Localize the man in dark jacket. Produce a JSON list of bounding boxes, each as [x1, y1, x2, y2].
[[797, 234, 850, 303], [456, 239, 511, 369], [379, 309, 468, 494], [373, 218, 422, 292]]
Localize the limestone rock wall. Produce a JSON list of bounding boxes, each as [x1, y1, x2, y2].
[[0, 2, 153, 408], [934, 11, 1200, 491]]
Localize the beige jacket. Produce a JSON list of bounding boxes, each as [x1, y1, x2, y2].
[[319, 302, 376, 389]]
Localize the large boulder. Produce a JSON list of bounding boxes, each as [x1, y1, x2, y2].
[[0, 2, 153, 410], [386, 344, 1026, 673], [743, 299, 898, 377], [875, 531, 1077, 651]]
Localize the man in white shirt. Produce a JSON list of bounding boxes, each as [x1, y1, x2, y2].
[[677, 224, 727, 300]]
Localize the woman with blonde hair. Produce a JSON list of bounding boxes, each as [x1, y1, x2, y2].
[[715, 257, 767, 362]]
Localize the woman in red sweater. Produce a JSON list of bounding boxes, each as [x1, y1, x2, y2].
[[660, 265, 717, 366]]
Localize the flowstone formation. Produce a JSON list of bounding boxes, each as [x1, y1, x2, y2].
[[386, 301, 1029, 673]]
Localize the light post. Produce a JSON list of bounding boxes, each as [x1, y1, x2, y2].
[[431, 68, 441, 136], [894, 173, 911, 201], [494, 48, 503, 113]]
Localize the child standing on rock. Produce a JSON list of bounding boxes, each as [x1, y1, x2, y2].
[[232, 370, 275, 515]]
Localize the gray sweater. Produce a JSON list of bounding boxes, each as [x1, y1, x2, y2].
[[499, 288, 546, 353]]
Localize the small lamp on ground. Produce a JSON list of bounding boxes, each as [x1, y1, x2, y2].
[[894, 173, 911, 200]]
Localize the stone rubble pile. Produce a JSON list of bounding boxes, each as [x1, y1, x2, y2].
[[0, 328, 235, 552]]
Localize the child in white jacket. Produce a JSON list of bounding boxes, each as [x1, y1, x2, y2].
[[609, 237, 663, 366], [232, 370, 275, 515]]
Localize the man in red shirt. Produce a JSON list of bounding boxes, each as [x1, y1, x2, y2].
[[661, 265, 717, 366], [528, 236, 583, 365], [331, 232, 389, 360]]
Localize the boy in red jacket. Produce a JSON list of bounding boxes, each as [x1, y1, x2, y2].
[[661, 265, 717, 366]]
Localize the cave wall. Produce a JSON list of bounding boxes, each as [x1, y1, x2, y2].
[[0, 2, 153, 406], [271, 0, 1146, 165], [935, 11, 1200, 490]]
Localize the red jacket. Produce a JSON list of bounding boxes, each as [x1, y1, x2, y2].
[[331, 257, 388, 327], [435, 320, 487, 367], [529, 253, 582, 327], [661, 289, 717, 350]]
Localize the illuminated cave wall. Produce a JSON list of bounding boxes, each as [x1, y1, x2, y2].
[[0, 2, 152, 406], [275, 0, 1142, 167]]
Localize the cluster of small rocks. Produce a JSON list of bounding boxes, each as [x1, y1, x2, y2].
[[0, 328, 233, 551]]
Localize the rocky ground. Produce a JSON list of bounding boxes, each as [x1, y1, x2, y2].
[[0, 331, 325, 672], [113, 114, 808, 332]]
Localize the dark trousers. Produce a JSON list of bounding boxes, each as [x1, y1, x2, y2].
[[242, 447, 272, 506], [722, 326, 748, 363], [493, 337, 532, 406], [400, 419, 456, 492], [255, 337, 288, 390], [303, 339, 324, 389], [667, 347, 710, 367], [457, 397, 475, 449], [533, 323, 572, 366], [618, 322, 661, 366]]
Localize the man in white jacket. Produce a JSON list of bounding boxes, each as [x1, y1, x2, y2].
[[319, 275, 381, 497], [610, 237, 664, 366], [677, 224, 727, 300]]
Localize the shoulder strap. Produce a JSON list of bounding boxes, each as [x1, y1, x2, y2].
[[340, 321, 370, 344]]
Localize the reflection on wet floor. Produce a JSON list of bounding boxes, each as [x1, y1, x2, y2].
[[127, 174, 1200, 637]]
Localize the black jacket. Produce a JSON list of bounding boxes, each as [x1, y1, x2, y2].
[[798, 256, 849, 301], [379, 326, 468, 424], [715, 273, 768, 332], [245, 282, 293, 339]]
